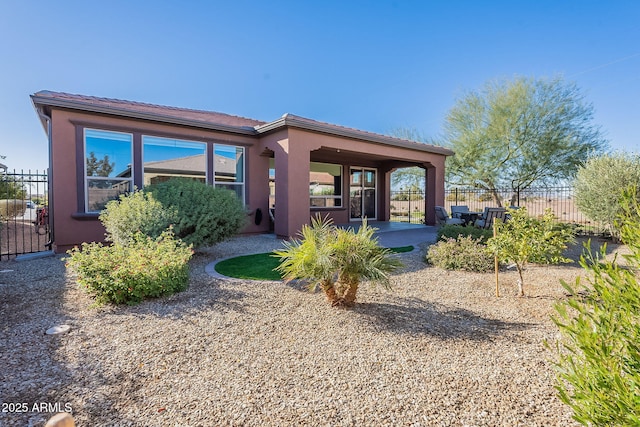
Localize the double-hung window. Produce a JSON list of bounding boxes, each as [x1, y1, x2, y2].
[[84, 129, 133, 212]]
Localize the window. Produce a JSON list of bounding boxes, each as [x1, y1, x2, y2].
[[143, 136, 206, 185], [310, 162, 342, 208], [84, 129, 133, 212], [214, 144, 244, 201]]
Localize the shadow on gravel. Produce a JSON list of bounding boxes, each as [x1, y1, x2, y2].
[[0, 257, 78, 427], [107, 278, 250, 320], [354, 295, 532, 341]]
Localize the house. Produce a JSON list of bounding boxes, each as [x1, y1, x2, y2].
[[31, 91, 454, 253]]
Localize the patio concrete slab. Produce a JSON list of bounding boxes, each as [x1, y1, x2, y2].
[[335, 221, 439, 249]]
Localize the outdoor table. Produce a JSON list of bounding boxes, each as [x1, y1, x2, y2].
[[460, 212, 482, 226]]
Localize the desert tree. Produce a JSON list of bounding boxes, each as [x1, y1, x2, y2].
[[442, 76, 607, 205]]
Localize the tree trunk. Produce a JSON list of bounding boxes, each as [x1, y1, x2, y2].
[[491, 188, 503, 207], [342, 281, 359, 307], [516, 265, 525, 296], [321, 280, 340, 305]]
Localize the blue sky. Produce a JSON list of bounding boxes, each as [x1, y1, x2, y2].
[[1, 0, 638, 171]]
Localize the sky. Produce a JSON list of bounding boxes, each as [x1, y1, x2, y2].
[[0, 0, 639, 172]]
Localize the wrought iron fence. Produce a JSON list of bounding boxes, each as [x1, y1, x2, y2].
[[390, 190, 426, 224], [0, 170, 51, 260], [390, 186, 607, 235]]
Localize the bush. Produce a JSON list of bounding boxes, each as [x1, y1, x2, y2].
[[437, 224, 493, 243], [426, 235, 494, 272], [99, 190, 178, 246], [66, 229, 193, 305], [0, 199, 26, 220], [146, 178, 247, 248], [445, 193, 466, 202], [574, 152, 640, 239], [551, 187, 640, 425], [478, 192, 494, 202]]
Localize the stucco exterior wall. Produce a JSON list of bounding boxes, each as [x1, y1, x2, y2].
[[43, 103, 450, 252], [49, 108, 261, 252]]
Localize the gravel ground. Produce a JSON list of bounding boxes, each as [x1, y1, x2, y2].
[[0, 234, 626, 426]]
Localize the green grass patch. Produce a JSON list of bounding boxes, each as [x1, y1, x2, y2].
[[214, 252, 283, 281], [214, 246, 414, 280], [389, 245, 414, 253]]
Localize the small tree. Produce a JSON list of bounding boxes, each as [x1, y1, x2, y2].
[[486, 207, 574, 296], [573, 152, 640, 239], [551, 186, 640, 425], [274, 216, 402, 307]]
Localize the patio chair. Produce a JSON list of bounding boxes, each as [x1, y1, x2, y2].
[[450, 205, 470, 219], [435, 206, 464, 225], [474, 207, 507, 229]]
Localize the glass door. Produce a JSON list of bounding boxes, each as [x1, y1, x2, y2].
[[350, 167, 376, 220]]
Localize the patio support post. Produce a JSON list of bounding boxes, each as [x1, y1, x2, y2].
[[271, 138, 310, 238], [424, 165, 437, 225]]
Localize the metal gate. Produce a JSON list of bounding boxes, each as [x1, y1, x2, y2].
[[0, 170, 51, 260]]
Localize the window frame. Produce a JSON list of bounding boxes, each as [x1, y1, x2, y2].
[[142, 135, 208, 186], [309, 162, 343, 209], [83, 128, 134, 213], [213, 143, 245, 205]]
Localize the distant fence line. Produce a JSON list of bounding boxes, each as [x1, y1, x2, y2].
[[390, 186, 607, 235]]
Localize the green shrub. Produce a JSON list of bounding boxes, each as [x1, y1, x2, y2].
[[551, 187, 640, 425], [66, 229, 193, 306], [99, 189, 178, 246], [0, 199, 26, 220], [437, 224, 493, 243], [574, 152, 640, 239], [426, 235, 494, 272], [478, 192, 494, 202], [146, 178, 246, 248], [445, 193, 466, 202]]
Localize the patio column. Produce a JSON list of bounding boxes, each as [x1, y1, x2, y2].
[[379, 165, 394, 221], [424, 160, 446, 225], [271, 138, 310, 238], [424, 165, 437, 225]]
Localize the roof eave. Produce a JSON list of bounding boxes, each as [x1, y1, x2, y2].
[[30, 94, 258, 136], [255, 115, 454, 156]]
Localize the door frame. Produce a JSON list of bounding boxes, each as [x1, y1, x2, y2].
[[349, 166, 377, 221]]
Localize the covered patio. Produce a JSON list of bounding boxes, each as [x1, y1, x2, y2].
[[257, 114, 453, 238]]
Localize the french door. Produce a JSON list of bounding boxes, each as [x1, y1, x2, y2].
[[350, 167, 376, 220]]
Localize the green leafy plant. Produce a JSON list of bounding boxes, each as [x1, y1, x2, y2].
[[573, 152, 640, 239], [486, 207, 574, 296], [99, 189, 178, 246], [551, 186, 640, 425], [65, 229, 193, 305], [426, 235, 494, 272], [274, 216, 402, 307], [146, 178, 246, 248], [437, 224, 493, 243]]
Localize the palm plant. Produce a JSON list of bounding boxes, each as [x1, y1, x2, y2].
[[274, 215, 401, 307]]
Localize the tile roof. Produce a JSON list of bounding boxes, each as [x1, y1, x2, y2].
[[31, 90, 265, 129], [32, 90, 454, 156]]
